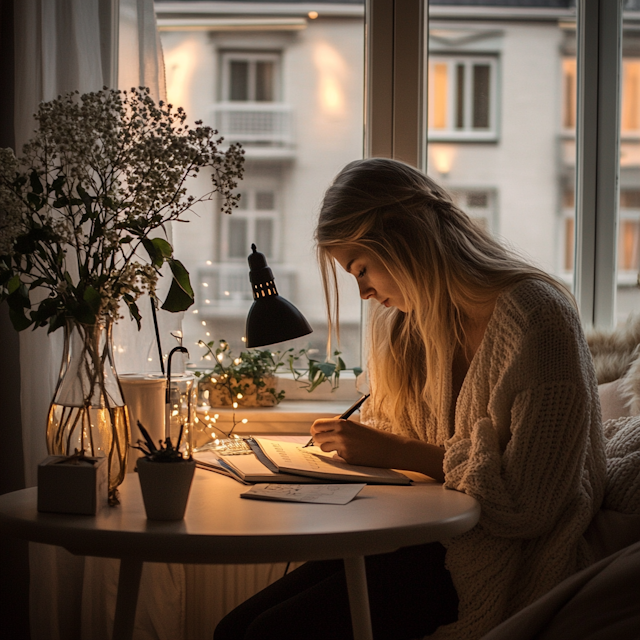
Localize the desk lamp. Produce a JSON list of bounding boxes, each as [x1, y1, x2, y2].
[[245, 244, 313, 348]]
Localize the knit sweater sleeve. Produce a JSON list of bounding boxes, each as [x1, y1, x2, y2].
[[443, 293, 602, 540]]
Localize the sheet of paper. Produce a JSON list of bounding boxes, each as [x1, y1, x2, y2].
[[241, 483, 366, 505]]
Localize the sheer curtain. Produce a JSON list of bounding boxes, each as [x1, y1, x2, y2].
[[16, 2, 184, 638]]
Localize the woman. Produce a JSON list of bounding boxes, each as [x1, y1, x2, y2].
[[215, 158, 606, 640]]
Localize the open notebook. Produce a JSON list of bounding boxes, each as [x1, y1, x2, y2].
[[193, 449, 319, 484], [251, 437, 411, 485]]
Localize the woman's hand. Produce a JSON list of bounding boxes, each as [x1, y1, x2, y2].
[[309, 418, 446, 482], [310, 418, 396, 468]]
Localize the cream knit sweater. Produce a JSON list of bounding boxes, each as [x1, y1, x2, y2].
[[363, 279, 607, 640]]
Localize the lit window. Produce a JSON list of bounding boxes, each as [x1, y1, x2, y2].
[[622, 59, 640, 135], [222, 52, 280, 103], [563, 189, 640, 279], [562, 58, 577, 130], [428, 56, 498, 140]]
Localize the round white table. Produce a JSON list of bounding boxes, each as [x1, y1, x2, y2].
[[0, 470, 480, 640]]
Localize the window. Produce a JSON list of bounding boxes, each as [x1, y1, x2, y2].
[[221, 52, 280, 102], [221, 186, 279, 261], [622, 59, 640, 136], [562, 58, 577, 131], [428, 56, 498, 141], [161, 6, 365, 375], [563, 189, 640, 284], [450, 188, 497, 233]]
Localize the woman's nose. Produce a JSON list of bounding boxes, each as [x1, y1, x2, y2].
[[358, 281, 375, 300]]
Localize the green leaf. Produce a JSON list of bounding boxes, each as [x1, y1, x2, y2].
[[83, 286, 101, 313], [123, 294, 142, 330], [7, 274, 20, 295], [53, 196, 69, 208], [76, 184, 93, 218], [72, 303, 97, 325], [353, 366, 363, 377], [29, 170, 43, 194], [9, 306, 32, 331], [167, 258, 194, 297], [152, 237, 173, 258], [142, 237, 173, 268], [27, 192, 43, 210], [50, 175, 65, 195], [316, 362, 337, 378], [47, 312, 66, 334], [161, 277, 194, 312]]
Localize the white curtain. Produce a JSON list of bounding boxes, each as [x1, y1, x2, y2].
[[15, 2, 184, 638], [15, 0, 176, 490]]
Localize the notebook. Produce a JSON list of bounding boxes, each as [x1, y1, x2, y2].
[[193, 449, 319, 484], [251, 437, 411, 485]]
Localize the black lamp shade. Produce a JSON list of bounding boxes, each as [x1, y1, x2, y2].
[[245, 244, 313, 348]]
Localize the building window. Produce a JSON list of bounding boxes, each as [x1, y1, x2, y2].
[[563, 57, 640, 136], [221, 186, 279, 261], [428, 56, 498, 141], [450, 188, 497, 233], [622, 59, 640, 136], [563, 188, 640, 282], [562, 58, 577, 131], [221, 51, 280, 103]]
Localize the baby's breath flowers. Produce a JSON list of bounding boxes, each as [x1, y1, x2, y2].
[[0, 87, 244, 332]]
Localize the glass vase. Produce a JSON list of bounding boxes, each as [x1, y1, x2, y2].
[[46, 318, 130, 505]]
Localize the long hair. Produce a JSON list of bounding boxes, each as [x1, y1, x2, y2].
[[315, 158, 573, 426]]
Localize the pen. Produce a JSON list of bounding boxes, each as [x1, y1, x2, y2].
[[302, 393, 371, 448]]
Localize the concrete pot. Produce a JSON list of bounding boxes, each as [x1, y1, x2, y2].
[[136, 457, 196, 520]]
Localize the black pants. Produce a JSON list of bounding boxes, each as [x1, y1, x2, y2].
[[214, 542, 458, 640]]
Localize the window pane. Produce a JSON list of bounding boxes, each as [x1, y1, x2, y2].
[[432, 62, 448, 129], [228, 218, 248, 258], [162, 5, 364, 382], [455, 64, 465, 129], [230, 61, 249, 101], [617, 16, 640, 323], [256, 191, 275, 210], [619, 219, 640, 272], [256, 61, 275, 102], [622, 60, 640, 134], [427, 9, 576, 292], [472, 64, 490, 129], [563, 58, 577, 129], [236, 190, 249, 210], [256, 219, 274, 257]]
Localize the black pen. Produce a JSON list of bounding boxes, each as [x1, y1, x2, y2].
[[302, 394, 371, 448]]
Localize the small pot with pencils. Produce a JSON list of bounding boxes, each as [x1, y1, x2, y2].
[[134, 421, 196, 521]]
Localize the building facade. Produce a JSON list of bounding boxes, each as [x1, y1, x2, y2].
[[156, 0, 640, 368]]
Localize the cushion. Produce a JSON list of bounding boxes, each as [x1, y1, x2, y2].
[[598, 379, 631, 422]]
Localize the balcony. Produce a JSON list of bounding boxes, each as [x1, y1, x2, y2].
[[197, 263, 299, 317], [211, 103, 295, 159]]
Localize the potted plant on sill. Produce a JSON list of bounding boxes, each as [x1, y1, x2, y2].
[[133, 421, 195, 521], [195, 339, 362, 408], [0, 87, 244, 504]]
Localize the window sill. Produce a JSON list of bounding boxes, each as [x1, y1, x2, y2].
[[196, 399, 351, 437]]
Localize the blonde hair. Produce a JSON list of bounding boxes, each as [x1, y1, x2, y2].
[[315, 158, 573, 425]]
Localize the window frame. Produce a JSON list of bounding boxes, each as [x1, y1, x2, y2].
[[220, 184, 281, 263], [219, 50, 282, 103], [427, 54, 499, 142]]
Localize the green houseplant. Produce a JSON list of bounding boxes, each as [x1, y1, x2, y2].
[[196, 339, 362, 408], [133, 421, 196, 520], [0, 87, 244, 503]]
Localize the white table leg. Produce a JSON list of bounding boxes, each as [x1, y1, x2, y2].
[[343, 556, 373, 640], [112, 558, 143, 640]]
